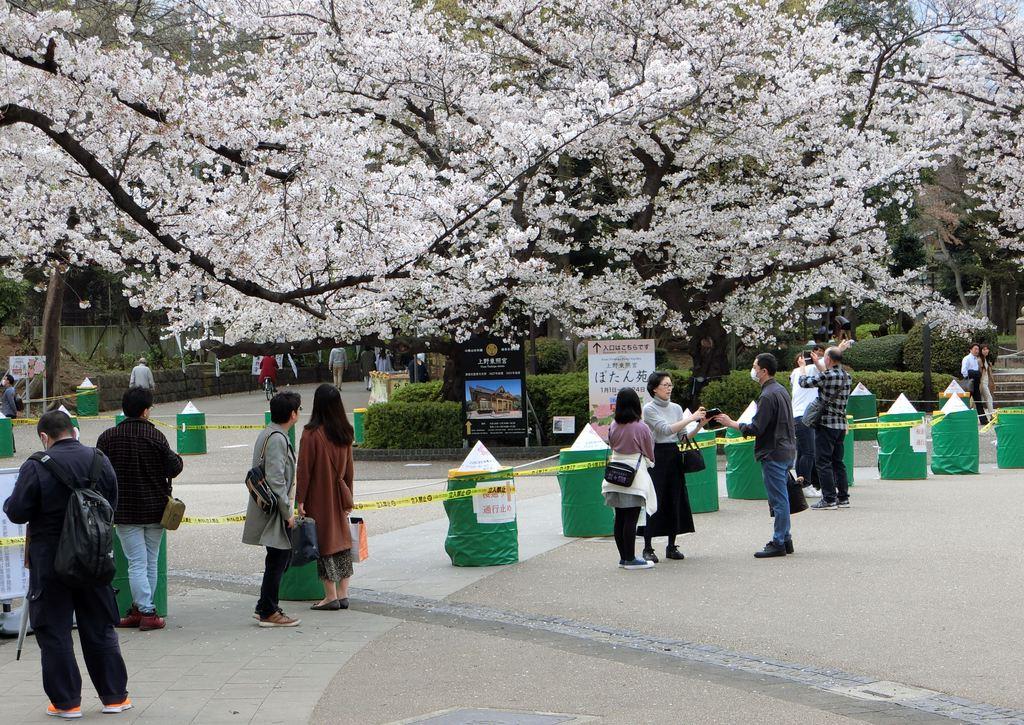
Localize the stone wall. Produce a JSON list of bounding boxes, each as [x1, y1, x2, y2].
[[88, 364, 328, 411]]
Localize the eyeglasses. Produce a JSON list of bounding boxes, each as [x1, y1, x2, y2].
[[658, 381, 673, 388]]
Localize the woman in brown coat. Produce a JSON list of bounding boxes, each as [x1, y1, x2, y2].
[[296, 384, 356, 610]]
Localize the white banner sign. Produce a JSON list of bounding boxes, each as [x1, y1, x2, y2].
[[473, 476, 516, 524], [587, 339, 656, 440], [0, 468, 29, 600], [8, 356, 45, 379]]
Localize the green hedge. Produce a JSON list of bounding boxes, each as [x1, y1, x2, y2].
[[843, 334, 907, 371], [363, 401, 463, 449], [390, 381, 443, 403], [526, 373, 589, 444], [701, 369, 956, 420], [736, 343, 812, 371], [902, 323, 999, 375]]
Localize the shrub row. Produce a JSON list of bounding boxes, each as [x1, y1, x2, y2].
[[363, 401, 463, 449], [699, 369, 955, 419], [902, 323, 999, 375]]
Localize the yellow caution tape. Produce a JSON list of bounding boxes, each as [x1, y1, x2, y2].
[[180, 513, 248, 525], [11, 415, 117, 425], [181, 424, 263, 431], [354, 484, 516, 510], [0, 536, 25, 548]]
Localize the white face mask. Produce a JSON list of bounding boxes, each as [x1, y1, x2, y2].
[[750, 367, 759, 382]]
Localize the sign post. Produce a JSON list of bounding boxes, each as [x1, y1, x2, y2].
[[586, 339, 656, 439], [461, 336, 527, 442]]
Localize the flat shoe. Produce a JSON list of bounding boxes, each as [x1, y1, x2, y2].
[[338, 598, 349, 610], [310, 600, 341, 611]]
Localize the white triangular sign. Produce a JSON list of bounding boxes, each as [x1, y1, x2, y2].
[[57, 404, 72, 416], [737, 401, 757, 425], [850, 383, 872, 396], [458, 441, 501, 472], [79, 377, 95, 388], [943, 380, 966, 396], [885, 394, 918, 415], [941, 394, 969, 414], [181, 401, 201, 414], [570, 424, 609, 451]]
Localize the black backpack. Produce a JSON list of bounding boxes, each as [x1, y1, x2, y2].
[[30, 449, 116, 588]]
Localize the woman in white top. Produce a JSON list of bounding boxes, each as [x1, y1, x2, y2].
[[638, 372, 705, 563]]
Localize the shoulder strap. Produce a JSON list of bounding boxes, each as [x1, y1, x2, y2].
[[87, 450, 105, 489], [260, 430, 289, 465], [29, 451, 77, 492]]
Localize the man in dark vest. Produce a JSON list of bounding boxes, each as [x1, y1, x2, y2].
[[3, 410, 131, 718]]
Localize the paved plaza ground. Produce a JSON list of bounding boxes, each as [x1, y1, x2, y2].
[[1, 383, 1021, 724]]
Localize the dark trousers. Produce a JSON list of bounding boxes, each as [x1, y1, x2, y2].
[[794, 416, 817, 487], [256, 546, 292, 618], [30, 583, 128, 710], [815, 425, 849, 503], [613, 507, 641, 562]]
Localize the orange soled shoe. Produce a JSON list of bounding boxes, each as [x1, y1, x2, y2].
[[46, 704, 82, 719], [116, 606, 142, 628], [138, 613, 166, 631], [101, 697, 134, 714]]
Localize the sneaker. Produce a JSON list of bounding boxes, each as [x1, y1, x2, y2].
[[802, 485, 820, 499], [116, 606, 141, 628], [811, 498, 837, 510], [754, 541, 787, 558], [837, 498, 850, 508], [101, 698, 133, 714], [618, 559, 627, 568], [642, 548, 659, 563], [622, 558, 655, 570], [139, 613, 165, 631], [258, 611, 300, 628], [665, 545, 685, 560], [47, 705, 82, 719], [784, 539, 794, 555]]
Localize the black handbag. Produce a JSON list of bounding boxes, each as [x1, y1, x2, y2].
[[289, 515, 320, 567], [802, 398, 823, 427], [681, 438, 705, 473], [604, 454, 643, 487], [769, 476, 809, 517]]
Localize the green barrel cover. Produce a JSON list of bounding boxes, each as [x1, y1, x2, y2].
[[877, 412, 926, 480], [265, 411, 296, 447], [847, 394, 877, 441], [76, 386, 98, 417], [0, 416, 13, 458], [844, 422, 855, 487], [176, 411, 207, 455], [557, 447, 613, 537], [353, 408, 366, 446], [444, 469, 518, 567], [686, 430, 720, 513], [931, 408, 979, 475], [115, 413, 126, 426], [113, 529, 167, 616], [725, 428, 765, 500], [280, 561, 325, 601], [996, 409, 1024, 469]]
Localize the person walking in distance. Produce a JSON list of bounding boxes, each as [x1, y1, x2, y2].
[[714, 353, 798, 558], [96, 386, 184, 631], [359, 348, 375, 391], [242, 391, 302, 627], [961, 343, 982, 414], [2, 372, 20, 452], [329, 347, 347, 390], [296, 384, 357, 610], [128, 357, 155, 391], [800, 346, 852, 510], [978, 343, 997, 426], [3, 411, 132, 718]]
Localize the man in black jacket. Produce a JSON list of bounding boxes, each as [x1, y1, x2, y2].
[[714, 353, 798, 559], [96, 386, 183, 631], [3, 410, 131, 718]]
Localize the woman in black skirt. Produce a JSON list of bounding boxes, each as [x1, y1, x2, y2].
[[638, 371, 706, 562]]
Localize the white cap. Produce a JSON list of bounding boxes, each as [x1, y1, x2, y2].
[[80, 377, 95, 388], [943, 380, 966, 396], [940, 394, 969, 415], [458, 441, 501, 472], [181, 401, 201, 414], [885, 394, 918, 415], [569, 424, 609, 451], [850, 382, 872, 396]]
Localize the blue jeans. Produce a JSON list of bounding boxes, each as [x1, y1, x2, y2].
[[761, 459, 793, 545], [815, 425, 849, 503], [794, 416, 817, 487], [116, 524, 163, 614]]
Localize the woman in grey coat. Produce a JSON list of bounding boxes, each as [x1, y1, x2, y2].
[[242, 391, 302, 627]]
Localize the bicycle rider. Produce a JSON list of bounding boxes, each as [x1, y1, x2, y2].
[[258, 354, 280, 394]]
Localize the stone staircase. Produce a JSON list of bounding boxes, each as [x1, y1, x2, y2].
[[993, 370, 1024, 407]]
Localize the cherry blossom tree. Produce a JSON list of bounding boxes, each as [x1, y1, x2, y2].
[[1, 0, 992, 390]]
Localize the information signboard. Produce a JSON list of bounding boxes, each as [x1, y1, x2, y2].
[[462, 336, 527, 438], [587, 339, 656, 439]]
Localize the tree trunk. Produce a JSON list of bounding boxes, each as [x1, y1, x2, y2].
[[440, 345, 464, 403], [688, 316, 731, 383], [41, 266, 65, 410]]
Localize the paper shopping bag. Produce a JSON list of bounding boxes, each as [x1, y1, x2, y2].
[[349, 517, 369, 563]]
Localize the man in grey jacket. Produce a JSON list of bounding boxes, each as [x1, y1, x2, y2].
[[242, 391, 301, 627], [128, 358, 155, 391]]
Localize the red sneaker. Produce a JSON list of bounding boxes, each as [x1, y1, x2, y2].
[[139, 613, 165, 631], [116, 606, 141, 628]]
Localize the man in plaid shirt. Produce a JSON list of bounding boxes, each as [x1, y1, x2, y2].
[[798, 346, 851, 509]]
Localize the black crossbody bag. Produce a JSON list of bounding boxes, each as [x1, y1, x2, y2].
[[604, 453, 643, 487]]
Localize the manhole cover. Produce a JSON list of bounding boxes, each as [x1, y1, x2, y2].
[[394, 708, 589, 724], [833, 681, 939, 702]]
